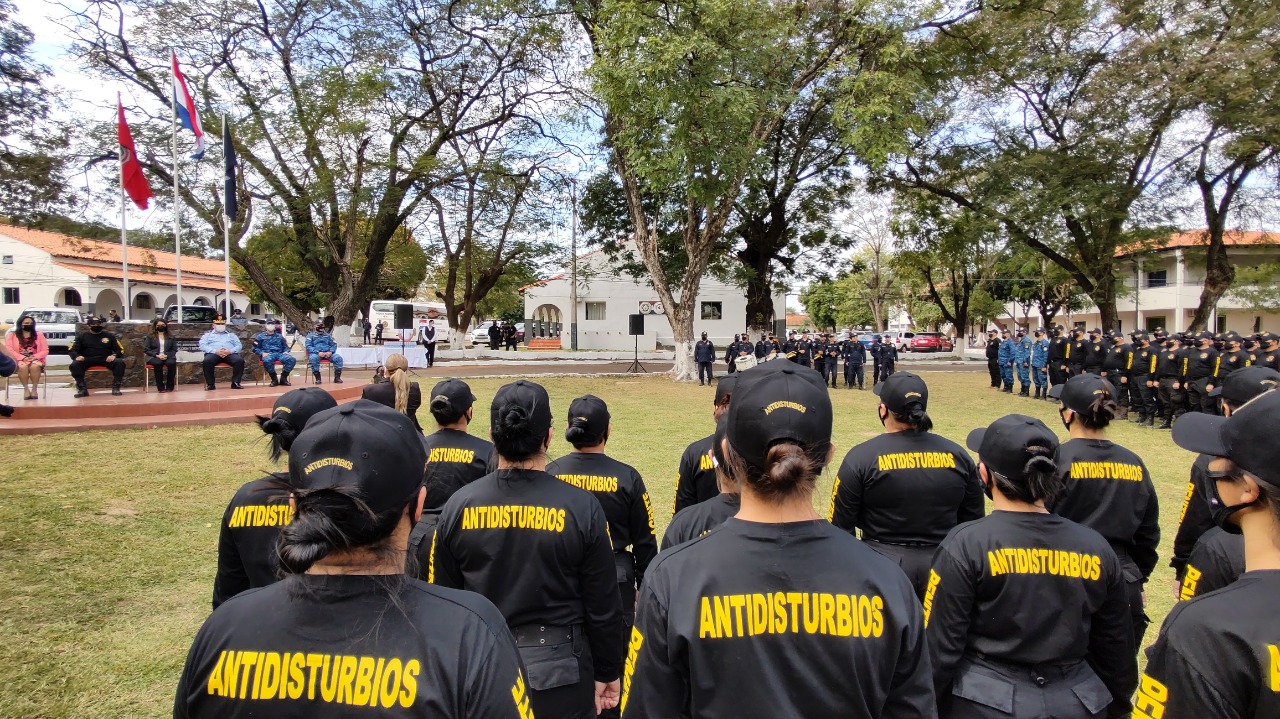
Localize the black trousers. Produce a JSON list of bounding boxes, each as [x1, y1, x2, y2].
[[1158, 378, 1186, 423], [1126, 577, 1150, 649], [878, 362, 895, 383], [1131, 379, 1158, 417], [202, 353, 245, 386], [1048, 364, 1069, 387], [599, 579, 638, 719], [697, 361, 713, 383], [822, 360, 838, 387], [515, 625, 597, 719], [1187, 377, 1214, 413], [864, 540, 936, 602], [70, 358, 124, 385], [1103, 373, 1128, 406], [424, 342, 436, 366], [844, 362, 864, 388], [146, 357, 177, 390], [987, 359, 1000, 387], [942, 655, 1112, 719]]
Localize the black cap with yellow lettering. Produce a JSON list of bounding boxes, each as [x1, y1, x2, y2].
[[966, 414, 1059, 483], [288, 399, 427, 514], [1047, 373, 1114, 413], [265, 387, 338, 434], [873, 371, 928, 413], [567, 394, 610, 440], [727, 363, 832, 470], [1206, 366, 1280, 405]]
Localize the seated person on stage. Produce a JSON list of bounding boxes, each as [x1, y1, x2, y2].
[[198, 315, 246, 391], [0, 341, 17, 416], [303, 321, 343, 384], [143, 317, 178, 393], [7, 315, 49, 400], [251, 319, 295, 387], [70, 315, 126, 397]]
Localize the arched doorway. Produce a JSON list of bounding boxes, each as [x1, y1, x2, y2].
[[531, 304, 563, 339], [193, 296, 212, 307], [59, 287, 83, 308], [161, 294, 177, 310], [93, 289, 123, 318], [133, 292, 157, 317]]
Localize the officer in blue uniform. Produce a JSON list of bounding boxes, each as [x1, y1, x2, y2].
[[842, 336, 866, 389], [304, 321, 343, 384], [251, 319, 296, 386], [1014, 329, 1033, 396], [198, 315, 246, 390], [1030, 328, 1050, 399], [998, 328, 1016, 393]]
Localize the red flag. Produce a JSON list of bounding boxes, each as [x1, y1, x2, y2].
[[117, 95, 154, 210]]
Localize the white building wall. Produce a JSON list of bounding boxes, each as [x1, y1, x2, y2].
[[0, 235, 93, 318]]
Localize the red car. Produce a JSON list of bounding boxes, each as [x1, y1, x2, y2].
[[908, 332, 954, 352]]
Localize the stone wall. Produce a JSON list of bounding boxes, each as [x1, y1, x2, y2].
[[79, 322, 266, 388]]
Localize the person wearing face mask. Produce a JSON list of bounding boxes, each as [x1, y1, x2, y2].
[[1252, 332, 1279, 371], [6, 315, 48, 400], [251, 319, 296, 386], [304, 321, 343, 384], [925, 414, 1136, 719], [829, 372, 985, 599], [198, 315, 246, 391], [69, 315, 126, 397], [143, 318, 179, 392], [1136, 390, 1280, 719], [418, 319, 438, 367], [1184, 330, 1220, 413], [1046, 374, 1160, 648]]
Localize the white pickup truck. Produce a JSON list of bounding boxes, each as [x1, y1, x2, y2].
[[6, 308, 83, 353]]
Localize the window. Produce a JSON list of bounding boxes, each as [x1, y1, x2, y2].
[[1145, 269, 1168, 288], [63, 288, 81, 306], [585, 301, 606, 321], [1, 255, 11, 264], [1217, 316, 1227, 333], [249, 303, 262, 315], [2, 287, 18, 304], [1073, 321, 1086, 331], [700, 302, 723, 320], [1145, 316, 1166, 333], [135, 294, 153, 310]]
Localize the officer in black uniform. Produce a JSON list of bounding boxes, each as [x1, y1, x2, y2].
[[1082, 328, 1106, 375], [431, 380, 623, 719], [795, 331, 812, 367], [546, 393, 657, 716], [821, 334, 840, 388], [1218, 331, 1252, 381], [1047, 374, 1160, 647], [213, 387, 337, 609], [926, 414, 1136, 719], [175, 400, 530, 719], [1099, 329, 1133, 418], [811, 333, 827, 379], [842, 335, 867, 389], [1252, 331, 1279, 370], [1127, 331, 1159, 426], [694, 332, 716, 385], [724, 334, 741, 374], [782, 331, 798, 362], [672, 376, 736, 515], [986, 329, 1002, 388], [662, 415, 738, 551], [69, 315, 126, 397], [1142, 390, 1280, 719], [1154, 333, 1189, 429], [622, 362, 935, 718], [876, 337, 898, 384], [1168, 366, 1280, 590], [407, 379, 497, 578], [1047, 324, 1071, 387], [1184, 330, 1221, 413], [1177, 526, 1245, 601], [829, 372, 984, 599]]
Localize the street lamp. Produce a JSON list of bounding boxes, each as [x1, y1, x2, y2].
[[569, 178, 579, 351]]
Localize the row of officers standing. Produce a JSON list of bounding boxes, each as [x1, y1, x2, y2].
[[697, 329, 900, 388], [176, 363, 1279, 719], [987, 324, 1280, 427]]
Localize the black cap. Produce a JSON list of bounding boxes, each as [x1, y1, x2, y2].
[[966, 415, 1059, 482], [1107, 329, 1124, 341], [1016, 328, 1026, 336], [1206, 366, 1280, 404], [714, 375, 738, 406], [267, 387, 338, 433], [1193, 330, 1214, 342], [1222, 331, 1243, 344], [1000, 328, 1010, 335], [1071, 326, 1084, 334], [288, 400, 427, 513], [567, 394, 610, 438], [727, 363, 832, 471], [1173, 390, 1280, 487], [1034, 328, 1046, 336], [987, 329, 997, 335], [491, 380, 553, 439], [873, 371, 928, 413], [1129, 330, 1149, 342], [701, 331, 708, 338], [1258, 332, 1279, 344], [1047, 373, 1114, 412], [1089, 327, 1102, 335], [430, 378, 476, 413]]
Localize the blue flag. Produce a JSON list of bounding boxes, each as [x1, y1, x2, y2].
[[223, 118, 237, 220]]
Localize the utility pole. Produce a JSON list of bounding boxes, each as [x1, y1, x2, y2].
[[569, 178, 578, 351]]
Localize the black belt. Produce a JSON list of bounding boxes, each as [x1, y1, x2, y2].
[[512, 624, 575, 648], [973, 652, 1085, 680], [864, 538, 938, 549]]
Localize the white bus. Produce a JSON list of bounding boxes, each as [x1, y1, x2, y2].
[[367, 300, 447, 342]]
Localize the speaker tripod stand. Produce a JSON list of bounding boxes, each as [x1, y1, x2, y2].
[[626, 334, 648, 374]]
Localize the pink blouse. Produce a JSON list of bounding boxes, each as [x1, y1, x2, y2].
[[6, 330, 49, 364]]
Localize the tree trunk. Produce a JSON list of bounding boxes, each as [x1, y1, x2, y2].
[[1188, 240, 1235, 332], [667, 303, 696, 381], [1088, 279, 1120, 331], [743, 275, 776, 335]]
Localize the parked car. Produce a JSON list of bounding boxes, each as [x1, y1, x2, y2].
[[882, 331, 916, 351], [5, 308, 82, 353], [162, 304, 219, 323], [514, 322, 525, 343], [909, 332, 954, 353], [856, 332, 877, 348]]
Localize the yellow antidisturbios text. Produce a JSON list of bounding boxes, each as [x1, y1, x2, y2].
[[205, 650, 419, 709], [698, 592, 884, 640]]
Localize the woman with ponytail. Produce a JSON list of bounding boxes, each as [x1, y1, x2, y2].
[[211, 387, 337, 609], [360, 352, 422, 431], [829, 371, 985, 599], [1047, 373, 1160, 647], [431, 380, 624, 719], [925, 414, 1137, 719], [178, 401, 529, 719], [623, 362, 935, 718]]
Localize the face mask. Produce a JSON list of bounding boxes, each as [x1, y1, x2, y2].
[[90, 324, 104, 333], [980, 467, 994, 500], [21, 324, 33, 332], [156, 325, 167, 332], [1059, 408, 1073, 432], [878, 406, 889, 428], [214, 325, 227, 333], [1202, 470, 1256, 535]]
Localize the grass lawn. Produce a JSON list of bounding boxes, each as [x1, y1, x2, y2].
[[0, 371, 1192, 718]]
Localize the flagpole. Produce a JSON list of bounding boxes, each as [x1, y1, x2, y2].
[[172, 51, 183, 318], [223, 113, 232, 317], [120, 136, 131, 321]]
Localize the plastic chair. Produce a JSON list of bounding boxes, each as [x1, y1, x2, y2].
[[5, 370, 49, 401]]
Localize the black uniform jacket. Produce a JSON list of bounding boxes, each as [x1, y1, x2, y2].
[[360, 382, 423, 432], [829, 431, 985, 545], [673, 434, 719, 515], [546, 452, 658, 589], [1138, 571, 1280, 719], [421, 429, 497, 513], [1185, 347, 1220, 381], [430, 469, 623, 682], [1178, 527, 1245, 601], [70, 330, 124, 362], [1156, 347, 1187, 379], [621, 518, 936, 718], [1171, 454, 1214, 576], [660, 493, 739, 551], [1048, 439, 1160, 582], [1220, 348, 1252, 377], [924, 512, 1136, 713], [175, 575, 529, 719], [212, 474, 291, 610]]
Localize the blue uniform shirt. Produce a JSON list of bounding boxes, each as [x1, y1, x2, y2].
[[1014, 336, 1032, 363], [253, 331, 290, 355], [304, 331, 338, 354], [1031, 338, 1050, 368], [199, 329, 244, 354], [998, 337, 1016, 363]]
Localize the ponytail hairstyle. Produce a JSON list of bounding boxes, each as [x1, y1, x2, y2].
[[1072, 395, 1119, 430], [890, 405, 934, 433], [254, 388, 338, 462], [256, 413, 299, 462], [384, 353, 411, 415], [723, 439, 822, 500], [492, 403, 549, 462], [275, 485, 410, 576], [565, 415, 606, 449], [989, 451, 1063, 505]]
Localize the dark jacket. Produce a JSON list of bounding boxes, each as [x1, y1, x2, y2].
[[693, 339, 715, 363], [360, 381, 423, 432], [143, 334, 179, 362]]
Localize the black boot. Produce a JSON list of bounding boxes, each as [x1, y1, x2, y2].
[[111, 384, 123, 396], [74, 384, 89, 398], [1157, 418, 1172, 429], [313, 370, 322, 384], [0, 404, 13, 417], [1019, 385, 1030, 397], [333, 370, 343, 384], [1003, 385, 1013, 393], [280, 375, 291, 386], [268, 371, 280, 387]]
